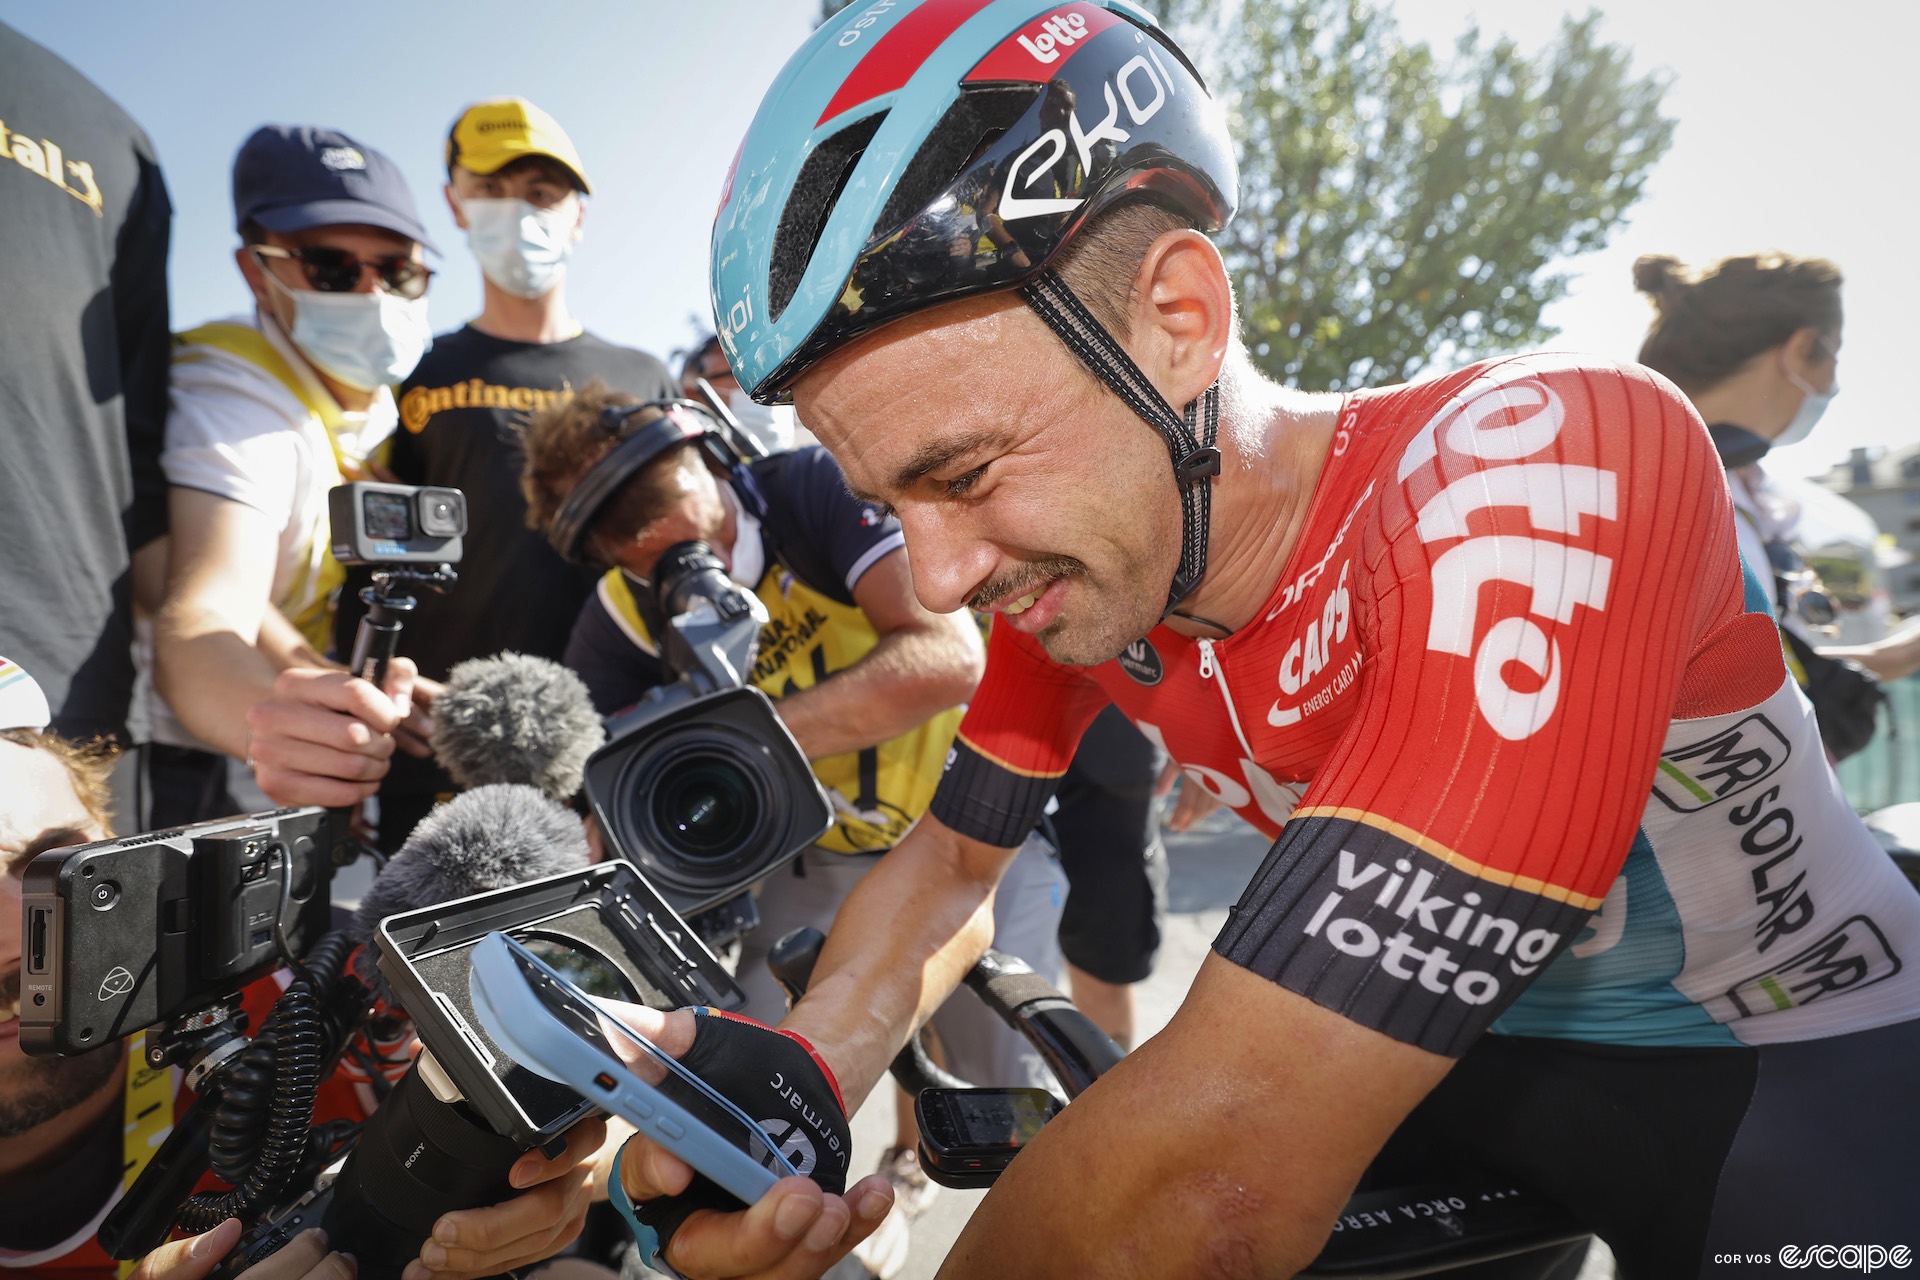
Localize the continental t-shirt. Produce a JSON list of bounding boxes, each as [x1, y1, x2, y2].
[[0, 21, 171, 743], [334, 324, 674, 795]]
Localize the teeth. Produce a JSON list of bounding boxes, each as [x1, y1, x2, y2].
[[1004, 592, 1040, 615]]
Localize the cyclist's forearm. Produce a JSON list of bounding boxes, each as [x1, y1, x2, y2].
[[779, 816, 1014, 1105]]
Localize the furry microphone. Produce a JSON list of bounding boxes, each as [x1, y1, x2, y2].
[[350, 783, 591, 944], [429, 651, 606, 801]]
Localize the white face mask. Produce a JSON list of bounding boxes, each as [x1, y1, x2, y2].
[[726, 386, 798, 454], [1778, 369, 1838, 448], [266, 272, 431, 391], [461, 197, 577, 299]]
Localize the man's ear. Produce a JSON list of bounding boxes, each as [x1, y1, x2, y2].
[[1133, 229, 1234, 408], [234, 245, 273, 311], [1781, 326, 1827, 379]]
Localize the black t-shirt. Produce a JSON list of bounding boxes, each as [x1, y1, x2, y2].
[[335, 324, 674, 793], [0, 22, 171, 743]]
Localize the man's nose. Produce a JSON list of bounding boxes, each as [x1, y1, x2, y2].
[[896, 505, 995, 615]]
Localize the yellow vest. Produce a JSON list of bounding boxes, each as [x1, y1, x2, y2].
[[600, 566, 961, 854], [170, 322, 373, 651]]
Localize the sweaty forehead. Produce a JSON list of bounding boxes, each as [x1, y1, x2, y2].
[[796, 298, 1069, 496]]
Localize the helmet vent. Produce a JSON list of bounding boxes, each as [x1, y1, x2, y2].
[[769, 111, 888, 323], [871, 85, 1039, 244]]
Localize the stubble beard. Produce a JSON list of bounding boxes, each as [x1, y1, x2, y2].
[[0, 1042, 120, 1138]]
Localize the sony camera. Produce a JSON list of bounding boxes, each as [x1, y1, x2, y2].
[[583, 541, 833, 920], [18, 808, 344, 1055], [329, 481, 466, 566], [220, 861, 741, 1278]]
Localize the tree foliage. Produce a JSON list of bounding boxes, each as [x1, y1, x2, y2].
[[819, 0, 1673, 390], [1153, 0, 1672, 389]]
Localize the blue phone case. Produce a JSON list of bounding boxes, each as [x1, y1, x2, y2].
[[468, 931, 795, 1205]]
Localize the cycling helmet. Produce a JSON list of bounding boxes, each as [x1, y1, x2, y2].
[[713, 0, 1235, 402], [713, 0, 1238, 613]]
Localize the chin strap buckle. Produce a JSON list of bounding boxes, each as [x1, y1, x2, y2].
[[1174, 446, 1222, 488]]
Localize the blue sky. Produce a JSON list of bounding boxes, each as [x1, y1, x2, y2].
[[7, 0, 1915, 484]]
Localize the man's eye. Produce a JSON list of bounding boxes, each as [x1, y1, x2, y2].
[[941, 466, 986, 498]]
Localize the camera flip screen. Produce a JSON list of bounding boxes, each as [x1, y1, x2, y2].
[[363, 491, 413, 541], [498, 936, 798, 1177]]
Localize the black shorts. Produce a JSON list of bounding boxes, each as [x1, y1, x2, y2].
[[1366, 1020, 1920, 1277], [1049, 705, 1167, 985]]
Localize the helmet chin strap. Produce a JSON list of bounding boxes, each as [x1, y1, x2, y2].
[[1020, 269, 1222, 618]]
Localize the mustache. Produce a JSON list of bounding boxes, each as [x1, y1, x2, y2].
[[968, 557, 1088, 612]]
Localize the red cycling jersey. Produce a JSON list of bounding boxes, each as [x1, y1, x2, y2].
[[931, 354, 1828, 1054]]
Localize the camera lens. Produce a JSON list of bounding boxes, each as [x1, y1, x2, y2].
[[654, 756, 758, 860], [416, 488, 466, 538], [611, 725, 781, 900]]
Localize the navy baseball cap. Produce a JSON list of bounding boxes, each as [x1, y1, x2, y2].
[[232, 125, 435, 250]]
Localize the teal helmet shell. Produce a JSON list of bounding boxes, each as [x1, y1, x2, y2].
[[711, 0, 1237, 402]]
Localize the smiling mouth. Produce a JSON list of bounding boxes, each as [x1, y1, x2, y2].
[[1002, 587, 1046, 616]]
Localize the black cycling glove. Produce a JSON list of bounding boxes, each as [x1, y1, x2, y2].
[[620, 1007, 851, 1261]]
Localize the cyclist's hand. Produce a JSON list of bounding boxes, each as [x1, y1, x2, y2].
[[246, 661, 416, 807], [401, 1117, 606, 1280], [604, 1002, 894, 1279], [130, 1222, 353, 1280]]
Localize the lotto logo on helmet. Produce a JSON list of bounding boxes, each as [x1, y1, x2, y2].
[[1017, 10, 1091, 63]]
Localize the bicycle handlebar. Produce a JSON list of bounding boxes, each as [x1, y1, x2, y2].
[[764, 927, 1122, 1099]]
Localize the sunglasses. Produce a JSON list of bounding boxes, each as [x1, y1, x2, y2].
[[251, 244, 432, 300]]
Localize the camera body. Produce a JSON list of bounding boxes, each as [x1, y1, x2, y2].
[[329, 481, 466, 566], [583, 542, 834, 917], [223, 861, 741, 1276], [18, 808, 341, 1056]]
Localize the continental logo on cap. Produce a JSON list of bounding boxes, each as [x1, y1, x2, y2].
[[476, 119, 528, 133], [401, 380, 575, 433]]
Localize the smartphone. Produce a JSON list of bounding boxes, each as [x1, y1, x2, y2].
[[468, 931, 798, 1205], [914, 1086, 1062, 1189]]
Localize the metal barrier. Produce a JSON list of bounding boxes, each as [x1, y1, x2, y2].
[[1836, 675, 1919, 813]]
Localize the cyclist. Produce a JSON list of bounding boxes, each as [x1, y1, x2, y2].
[[593, 4, 1920, 1276]]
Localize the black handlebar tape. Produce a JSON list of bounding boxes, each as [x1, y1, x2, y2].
[[961, 951, 1125, 1098]]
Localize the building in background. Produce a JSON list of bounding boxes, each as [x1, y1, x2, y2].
[[1817, 445, 1920, 621]]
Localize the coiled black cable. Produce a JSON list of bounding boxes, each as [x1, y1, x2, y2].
[[177, 931, 354, 1231]]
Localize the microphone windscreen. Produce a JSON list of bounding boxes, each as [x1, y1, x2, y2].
[[431, 651, 605, 801], [351, 783, 591, 943]]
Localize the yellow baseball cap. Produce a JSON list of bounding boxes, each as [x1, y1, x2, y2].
[[446, 98, 591, 193]]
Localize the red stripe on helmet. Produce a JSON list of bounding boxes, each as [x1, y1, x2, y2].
[[817, 0, 1000, 127], [965, 3, 1125, 83]]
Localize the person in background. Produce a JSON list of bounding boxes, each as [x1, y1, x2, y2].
[[678, 331, 812, 455], [1635, 252, 1920, 687], [0, 21, 170, 772], [334, 98, 679, 852], [517, 385, 1057, 1279], [146, 125, 434, 828], [0, 658, 596, 1280]]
